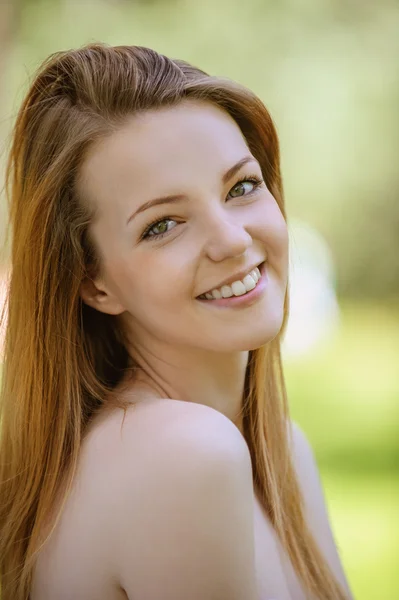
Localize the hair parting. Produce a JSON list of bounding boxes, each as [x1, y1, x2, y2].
[[0, 42, 349, 599]]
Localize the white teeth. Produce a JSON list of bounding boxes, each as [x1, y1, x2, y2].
[[242, 274, 257, 290], [231, 280, 247, 296], [200, 264, 263, 300], [221, 285, 234, 298], [249, 270, 258, 282]]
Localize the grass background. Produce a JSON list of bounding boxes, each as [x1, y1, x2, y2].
[[286, 299, 398, 599], [0, 301, 396, 598], [0, 1, 398, 596]]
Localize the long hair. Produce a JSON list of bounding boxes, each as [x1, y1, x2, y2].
[[0, 42, 348, 600]]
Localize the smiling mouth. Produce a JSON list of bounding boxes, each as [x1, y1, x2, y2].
[[196, 260, 266, 300]]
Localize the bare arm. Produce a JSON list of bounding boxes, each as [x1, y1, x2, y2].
[[114, 400, 259, 600]]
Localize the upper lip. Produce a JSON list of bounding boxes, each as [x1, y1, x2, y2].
[[198, 260, 265, 296]]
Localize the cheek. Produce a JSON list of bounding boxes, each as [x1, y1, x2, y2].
[[120, 262, 188, 312], [274, 209, 289, 253], [255, 198, 288, 248], [254, 200, 289, 279]]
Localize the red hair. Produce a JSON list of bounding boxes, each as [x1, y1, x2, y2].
[[0, 43, 348, 600]]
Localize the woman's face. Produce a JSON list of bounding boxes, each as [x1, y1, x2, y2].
[[79, 99, 289, 354]]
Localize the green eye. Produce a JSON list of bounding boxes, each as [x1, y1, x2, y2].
[[229, 177, 262, 198], [140, 173, 264, 242], [142, 218, 177, 240]]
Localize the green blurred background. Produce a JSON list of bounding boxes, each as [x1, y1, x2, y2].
[[0, 1, 398, 598]]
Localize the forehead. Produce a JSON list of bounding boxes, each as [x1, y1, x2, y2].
[[78, 100, 252, 216]]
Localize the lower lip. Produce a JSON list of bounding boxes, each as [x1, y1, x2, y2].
[[196, 262, 268, 309]]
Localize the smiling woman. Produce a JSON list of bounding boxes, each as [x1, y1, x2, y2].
[[0, 43, 352, 600]]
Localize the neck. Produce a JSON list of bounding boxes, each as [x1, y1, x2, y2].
[[124, 338, 249, 434]]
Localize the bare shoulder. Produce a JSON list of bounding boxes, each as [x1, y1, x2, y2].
[[107, 399, 258, 600], [118, 397, 252, 463], [286, 420, 318, 479], [81, 397, 252, 499], [288, 420, 353, 599]]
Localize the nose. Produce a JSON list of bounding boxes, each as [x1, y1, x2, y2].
[[202, 213, 252, 262]]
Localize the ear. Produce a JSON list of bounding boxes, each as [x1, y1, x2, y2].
[[79, 275, 126, 316]]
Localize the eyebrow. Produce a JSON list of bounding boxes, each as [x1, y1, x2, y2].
[[126, 155, 259, 226]]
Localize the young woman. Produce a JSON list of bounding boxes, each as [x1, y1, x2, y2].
[[0, 43, 353, 600]]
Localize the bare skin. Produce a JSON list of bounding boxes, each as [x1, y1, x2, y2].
[[76, 99, 289, 427], [31, 99, 352, 598], [30, 390, 352, 600]]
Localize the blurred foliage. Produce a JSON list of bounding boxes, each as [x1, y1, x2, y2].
[[322, 472, 397, 600], [0, 299, 397, 598], [287, 299, 399, 474], [0, 2, 397, 599], [285, 299, 399, 599], [1, 0, 398, 299]]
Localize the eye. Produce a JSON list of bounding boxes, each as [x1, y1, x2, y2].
[[140, 173, 264, 242], [141, 218, 178, 241], [228, 175, 264, 199]]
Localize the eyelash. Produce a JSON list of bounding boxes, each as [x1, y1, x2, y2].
[[140, 174, 264, 242]]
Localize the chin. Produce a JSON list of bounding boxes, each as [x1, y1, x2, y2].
[[240, 329, 282, 351], [205, 318, 284, 353]]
